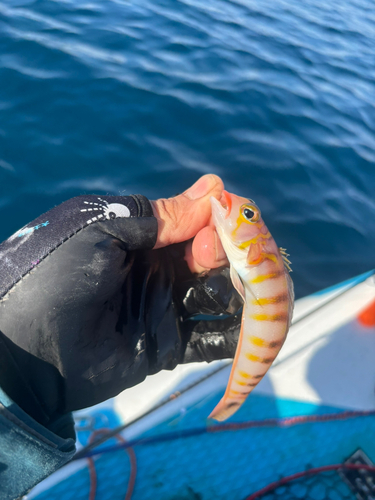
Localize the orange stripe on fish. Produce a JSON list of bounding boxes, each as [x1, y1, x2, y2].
[[234, 379, 259, 387], [251, 313, 289, 322], [230, 390, 252, 397], [229, 390, 245, 396], [248, 336, 267, 347], [252, 294, 289, 306], [247, 252, 278, 266], [238, 370, 264, 380], [238, 231, 272, 250], [248, 336, 285, 348], [251, 270, 284, 284], [245, 352, 275, 364]]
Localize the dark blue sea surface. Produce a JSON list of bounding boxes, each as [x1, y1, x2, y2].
[[0, 0, 374, 298]]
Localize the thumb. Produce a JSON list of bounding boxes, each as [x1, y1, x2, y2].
[[151, 174, 224, 249]]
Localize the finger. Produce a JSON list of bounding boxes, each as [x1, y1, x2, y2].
[[151, 174, 224, 249], [184, 240, 206, 274], [191, 226, 228, 271], [184, 228, 229, 274]]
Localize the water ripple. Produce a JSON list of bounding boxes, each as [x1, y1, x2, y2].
[[0, 0, 374, 297]]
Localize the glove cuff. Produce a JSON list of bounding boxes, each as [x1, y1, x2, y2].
[[130, 194, 155, 217]]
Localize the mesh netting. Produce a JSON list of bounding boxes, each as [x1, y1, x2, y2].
[[247, 461, 375, 500], [31, 395, 375, 500], [252, 471, 354, 500]]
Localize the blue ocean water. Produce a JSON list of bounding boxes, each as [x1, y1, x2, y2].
[[0, 0, 374, 298]]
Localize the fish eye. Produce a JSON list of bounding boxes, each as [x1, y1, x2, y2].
[[243, 207, 254, 219], [241, 204, 260, 223]]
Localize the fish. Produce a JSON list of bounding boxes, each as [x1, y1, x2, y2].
[[208, 191, 294, 421]]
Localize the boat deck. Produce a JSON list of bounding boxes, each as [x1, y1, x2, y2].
[[27, 271, 375, 500]]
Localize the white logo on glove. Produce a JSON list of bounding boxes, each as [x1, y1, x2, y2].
[[81, 198, 130, 224]]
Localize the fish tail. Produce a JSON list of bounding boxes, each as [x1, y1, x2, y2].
[[209, 316, 246, 421], [208, 397, 242, 422]]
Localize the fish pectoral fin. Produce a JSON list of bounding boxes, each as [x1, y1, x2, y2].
[[230, 264, 261, 306], [247, 242, 263, 265], [230, 264, 245, 302]]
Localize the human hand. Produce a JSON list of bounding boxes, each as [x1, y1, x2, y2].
[[151, 174, 229, 273], [141, 173, 242, 368], [0, 176, 241, 430]]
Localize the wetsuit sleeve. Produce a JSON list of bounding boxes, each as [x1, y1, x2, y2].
[[0, 194, 156, 300], [0, 387, 75, 500], [0, 194, 157, 500]]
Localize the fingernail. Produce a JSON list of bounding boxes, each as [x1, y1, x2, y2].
[[185, 174, 215, 200]]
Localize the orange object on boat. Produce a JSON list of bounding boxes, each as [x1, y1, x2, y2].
[[358, 299, 375, 328]]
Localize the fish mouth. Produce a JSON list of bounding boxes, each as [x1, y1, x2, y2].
[[210, 190, 232, 221], [220, 190, 232, 218]]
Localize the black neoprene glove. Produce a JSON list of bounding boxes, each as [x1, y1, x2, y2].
[[0, 194, 241, 435]]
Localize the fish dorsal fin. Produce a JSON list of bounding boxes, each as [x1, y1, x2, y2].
[[230, 264, 245, 302], [279, 247, 292, 272]]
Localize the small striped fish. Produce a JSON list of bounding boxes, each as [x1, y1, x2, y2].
[[209, 191, 294, 421]]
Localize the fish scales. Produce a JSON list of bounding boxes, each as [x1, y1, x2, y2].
[[208, 191, 294, 421]]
